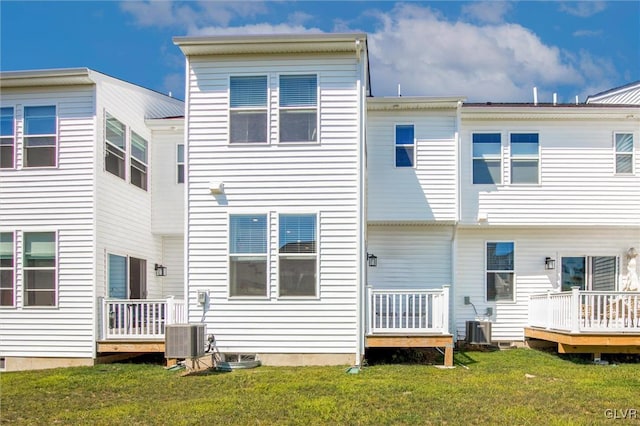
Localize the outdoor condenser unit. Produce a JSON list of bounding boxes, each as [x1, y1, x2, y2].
[[165, 324, 206, 359], [465, 320, 492, 345]]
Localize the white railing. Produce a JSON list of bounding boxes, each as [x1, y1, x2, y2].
[[99, 297, 186, 340], [529, 288, 640, 333], [367, 286, 450, 334]]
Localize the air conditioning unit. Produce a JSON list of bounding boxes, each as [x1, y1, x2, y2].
[[165, 324, 206, 358], [465, 320, 492, 345]]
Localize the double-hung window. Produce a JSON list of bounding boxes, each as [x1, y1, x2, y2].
[[23, 232, 56, 307], [230, 76, 268, 143], [486, 242, 514, 302], [24, 106, 57, 168], [130, 131, 148, 190], [0, 232, 14, 306], [395, 124, 415, 167], [177, 144, 185, 183], [510, 133, 539, 184], [279, 74, 318, 143], [0, 107, 15, 169], [105, 113, 126, 179], [614, 133, 634, 174], [473, 133, 501, 184], [279, 214, 317, 297], [229, 215, 268, 297]]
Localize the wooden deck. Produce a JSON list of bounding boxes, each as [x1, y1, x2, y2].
[[525, 327, 640, 355], [365, 334, 454, 367], [97, 340, 165, 353]]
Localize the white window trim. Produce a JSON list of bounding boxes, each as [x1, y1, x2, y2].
[[130, 130, 149, 191], [276, 211, 320, 300], [277, 72, 320, 145], [22, 230, 58, 309], [104, 111, 127, 180], [508, 131, 541, 185], [471, 131, 503, 185], [227, 212, 271, 300], [228, 74, 270, 145], [484, 240, 516, 303], [0, 230, 16, 308], [177, 143, 185, 184], [0, 106, 16, 169], [22, 104, 59, 169], [394, 123, 416, 168], [613, 132, 635, 175]]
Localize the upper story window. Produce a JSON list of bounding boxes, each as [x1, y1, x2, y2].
[[279, 214, 317, 297], [105, 113, 126, 179], [510, 133, 539, 184], [130, 131, 148, 191], [395, 124, 415, 167], [486, 242, 514, 302], [229, 76, 268, 143], [615, 133, 634, 174], [177, 144, 185, 184], [0, 107, 15, 169], [23, 106, 57, 168], [23, 232, 57, 307], [473, 133, 501, 184], [0, 232, 14, 307], [279, 74, 318, 143], [229, 214, 268, 297]]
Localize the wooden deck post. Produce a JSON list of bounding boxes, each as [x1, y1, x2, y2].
[[442, 285, 450, 335], [570, 287, 581, 333], [444, 343, 454, 367]]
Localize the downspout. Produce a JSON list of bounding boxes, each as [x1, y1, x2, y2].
[[451, 100, 463, 341], [182, 56, 191, 323]]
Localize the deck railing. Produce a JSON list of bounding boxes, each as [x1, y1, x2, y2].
[[529, 288, 640, 333], [99, 297, 186, 340], [367, 286, 450, 334]]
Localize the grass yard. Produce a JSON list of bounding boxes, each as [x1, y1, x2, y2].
[[1, 349, 639, 425]]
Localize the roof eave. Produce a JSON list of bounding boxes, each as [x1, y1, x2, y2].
[[367, 96, 465, 111], [0, 68, 94, 88]]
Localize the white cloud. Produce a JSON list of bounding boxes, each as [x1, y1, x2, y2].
[[559, 1, 606, 17], [367, 4, 582, 101], [461, 1, 512, 24]]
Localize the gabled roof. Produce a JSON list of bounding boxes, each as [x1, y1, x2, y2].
[[586, 81, 640, 105]]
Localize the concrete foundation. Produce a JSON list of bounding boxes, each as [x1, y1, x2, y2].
[[256, 353, 354, 366], [1, 356, 94, 372]]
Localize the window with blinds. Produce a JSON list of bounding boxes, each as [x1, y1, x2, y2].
[[24, 106, 57, 168], [0, 107, 15, 169], [615, 133, 634, 174], [229, 214, 268, 297], [279, 74, 317, 143], [279, 214, 317, 297], [473, 133, 501, 184], [23, 232, 56, 307], [130, 131, 148, 190], [105, 112, 126, 179], [229, 76, 268, 143], [510, 133, 539, 184], [0, 232, 14, 306], [486, 242, 514, 302]]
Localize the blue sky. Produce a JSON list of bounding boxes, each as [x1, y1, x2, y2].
[[2, 1, 639, 103]]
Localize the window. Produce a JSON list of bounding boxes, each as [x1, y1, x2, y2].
[[107, 254, 146, 299], [230, 76, 268, 143], [279, 75, 317, 143], [105, 113, 126, 179], [279, 214, 317, 297], [177, 144, 185, 183], [229, 215, 268, 297], [23, 232, 56, 307], [0, 107, 15, 169], [0, 232, 14, 306], [395, 124, 415, 167], [24, 106, 57, 168], [473, 133, 501, 184], [130, 131, 148, 190], [561, 256, 618, 291], [486, 242, 514, 302], [510, 133, 539, 184], [615, 133, 634, 174]]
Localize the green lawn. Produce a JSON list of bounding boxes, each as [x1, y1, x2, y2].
[[1, 349, 638, 425]]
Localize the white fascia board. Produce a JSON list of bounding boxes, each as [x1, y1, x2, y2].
[[145, 117, 185, 130], [367, 96, 466, 111], [462, 105, 640, 121], [0, 68, 94, 88]]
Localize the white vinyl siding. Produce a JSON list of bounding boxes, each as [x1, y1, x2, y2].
[[0, 107, 15, 169], [279, 74, 318, 143], [0, 232, 15, 306], [185, 54, 364, 355], [23, 105, 57, 168], [614, 133, 634, 174]]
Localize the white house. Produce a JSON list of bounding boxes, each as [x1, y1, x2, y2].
[[0, 69, 185, 371], [1, 33, 638, 371]]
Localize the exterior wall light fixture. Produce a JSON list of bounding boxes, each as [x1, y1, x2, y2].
[[367, 253, 378, 267], [155, 263, 167, 277], [545, 257, 556, 270]]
